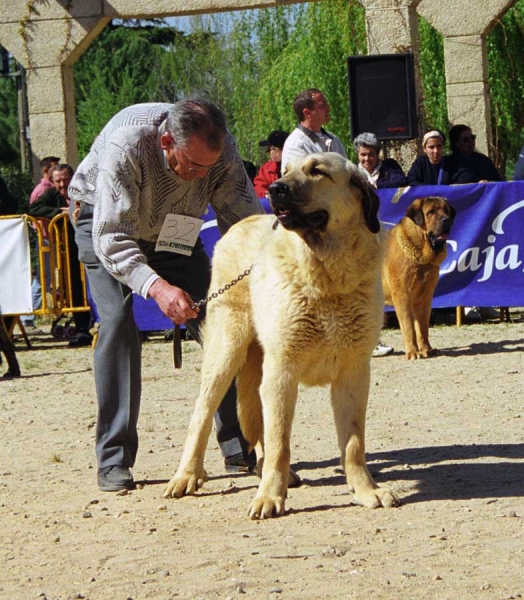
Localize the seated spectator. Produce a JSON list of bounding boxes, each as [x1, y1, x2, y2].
[[253, 130, 289, 197], [351, 132, 399, 358], [449, 124, 501, 182], [23, 155, 60, 335], [353, 132, 406, 188], [30, 155, 60, 203], [407, 129, 475, 186], [513, 145, 524, 180], [30, 164, 93, 347]]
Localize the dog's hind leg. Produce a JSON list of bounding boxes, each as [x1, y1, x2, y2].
[[164, 309, 252, 499], [331, 361, 398, 509]]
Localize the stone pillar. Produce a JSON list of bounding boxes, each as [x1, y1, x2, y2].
[[418, 0, 519, 156], [359, 0, 423, 54], [0, 2, 107, 175], [443, 35, 490, 154], [358, 0, 423, 169]]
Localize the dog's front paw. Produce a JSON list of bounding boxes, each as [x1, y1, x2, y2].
[[353, 487, 399, 509], [405, 350, 420, 360], [163, 469, 207, 498], [248, 495, 286, 519]]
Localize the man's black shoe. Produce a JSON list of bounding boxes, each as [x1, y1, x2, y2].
[[97, 465, 135, 492], [2, 369, 21, 379], [224, 451, 256, 474], [69, 332, 93, 348]]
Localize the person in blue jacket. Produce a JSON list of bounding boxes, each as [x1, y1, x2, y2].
[[353, 132, 406, 189]]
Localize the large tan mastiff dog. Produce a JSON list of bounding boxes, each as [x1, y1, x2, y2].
[[382, 196, 456, 360], [164, 153, 398, 518]]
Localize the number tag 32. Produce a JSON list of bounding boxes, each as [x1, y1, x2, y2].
[[155, 214, 204, 256]]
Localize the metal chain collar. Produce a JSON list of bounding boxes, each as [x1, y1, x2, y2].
[[191, 266, 253, 310]]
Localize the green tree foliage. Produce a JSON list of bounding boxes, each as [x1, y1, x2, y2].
[[74, 19, 233, 158], [0, 58, 33, 211], [227, 0, 367, 163], [74, 22, 180, 157], [157, 16, 232, 112], [0, 164, 36, 214], [0, 74, 20, 165], [487, 2, 524, 176], [418, 17, 448, 139]]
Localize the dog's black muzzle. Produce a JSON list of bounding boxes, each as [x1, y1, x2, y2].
[[268, 181, 329, 233], [429, 216, 452, 252]]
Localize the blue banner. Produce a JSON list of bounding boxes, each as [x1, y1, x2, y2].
[[200, 181, 524, 308], [132, 180, 524, 331]]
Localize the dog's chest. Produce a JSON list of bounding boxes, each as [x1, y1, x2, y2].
[[304, 298, 372, 345], [259, 290, 375, 351]]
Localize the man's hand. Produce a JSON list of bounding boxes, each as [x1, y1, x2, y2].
[[148, 278, 199, 325]]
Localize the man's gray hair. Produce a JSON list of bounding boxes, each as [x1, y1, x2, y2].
[[166, 98, 227, 151], [353, 132, 381, 153]]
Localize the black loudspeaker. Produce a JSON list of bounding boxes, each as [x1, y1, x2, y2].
[[347, 53, 418, 141]]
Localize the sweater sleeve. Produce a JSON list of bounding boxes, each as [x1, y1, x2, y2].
[[452, 164, 477, 184], [91, 139, 156, 296]]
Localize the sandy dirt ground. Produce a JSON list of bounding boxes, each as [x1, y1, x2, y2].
[[1, 317, 523, 600]]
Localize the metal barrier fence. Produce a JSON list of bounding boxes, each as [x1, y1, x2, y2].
[[0, 213, 90, 343]]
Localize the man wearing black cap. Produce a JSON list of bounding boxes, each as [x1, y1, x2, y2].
[[253, 130, 289, 197]]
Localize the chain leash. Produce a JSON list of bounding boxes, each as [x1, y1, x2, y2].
[[191, 266, 253, 310]]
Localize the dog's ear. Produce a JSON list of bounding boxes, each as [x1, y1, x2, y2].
[[350, 174, 381, 234], [447, 202, 457, 224], [406, 199, 425, 227]]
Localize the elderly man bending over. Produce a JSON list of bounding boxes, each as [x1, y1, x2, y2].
[[69, 99, 264, 492]]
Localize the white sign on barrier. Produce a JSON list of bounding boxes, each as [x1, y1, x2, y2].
[[0, 218, 32, 314]]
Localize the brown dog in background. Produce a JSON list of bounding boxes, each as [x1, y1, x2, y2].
[[382, 197, 456, 360]]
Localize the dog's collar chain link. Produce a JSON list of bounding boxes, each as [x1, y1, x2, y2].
[[191, 266, 253, 310]]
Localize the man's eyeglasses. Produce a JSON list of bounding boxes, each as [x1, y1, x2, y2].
[[266, 146, 281, 153], [460, 135, 476, 143], [172, 139, 220, 172]]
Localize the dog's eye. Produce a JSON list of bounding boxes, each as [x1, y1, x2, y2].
[[310, 166, 331, 179]]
